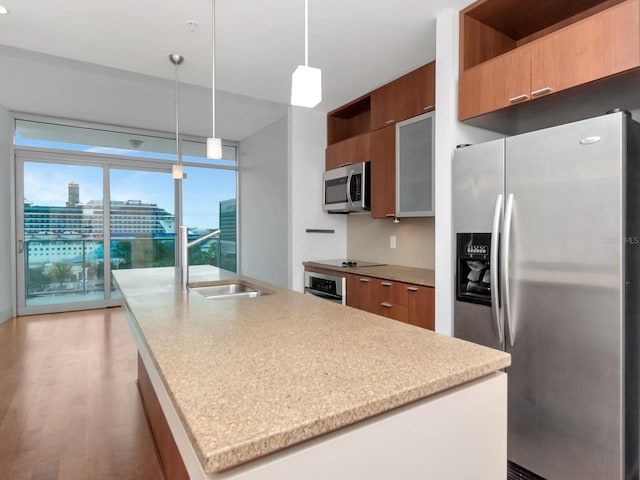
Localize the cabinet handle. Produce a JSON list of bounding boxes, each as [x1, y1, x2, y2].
[[338, 162, 353, 167], [423, 105, 434, 111], [381, 282, 393, 287], [381, 302, 393, 308], [385, 119, 395, 125], [508, 94, 529, 103], [531, 87, 552, 97], [359, 278, 370, 283], [407, 287, 419, 292]]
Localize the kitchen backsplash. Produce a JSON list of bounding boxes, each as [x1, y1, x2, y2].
[[347, 214, 435, 269]]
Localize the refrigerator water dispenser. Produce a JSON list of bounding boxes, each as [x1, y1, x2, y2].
[[456, 233, 492, 306]]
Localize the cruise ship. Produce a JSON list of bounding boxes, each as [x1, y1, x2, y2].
[[24, 183, 176, 265]]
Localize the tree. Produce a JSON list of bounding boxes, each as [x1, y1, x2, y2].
[[188, 241, 218, 266], [111, 241, 132, 269], [26, 267, 50, 294], [152, 240, 175, 267], [51, 263, 74, 287]]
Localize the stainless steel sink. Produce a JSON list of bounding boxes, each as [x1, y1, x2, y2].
[[189, 281, 268, 299]]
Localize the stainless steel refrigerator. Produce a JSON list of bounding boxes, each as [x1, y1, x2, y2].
[[453, 111, 640, 480]]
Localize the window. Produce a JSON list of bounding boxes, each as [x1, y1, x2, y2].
[[14, 116, 239, 315]]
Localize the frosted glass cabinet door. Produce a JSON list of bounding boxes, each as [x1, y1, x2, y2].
[[395, 112, 435, 217]]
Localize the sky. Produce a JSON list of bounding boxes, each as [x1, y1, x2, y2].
[[21, 145, 236, 231]]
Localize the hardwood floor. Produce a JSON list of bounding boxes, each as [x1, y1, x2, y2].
[[0, 308, 164, 480]]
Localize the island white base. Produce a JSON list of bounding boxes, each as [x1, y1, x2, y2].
[[221, 372, 507, 480], [130, 308, 507, 480]]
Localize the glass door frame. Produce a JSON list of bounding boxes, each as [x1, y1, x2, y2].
[[15, 149, 178, 316]]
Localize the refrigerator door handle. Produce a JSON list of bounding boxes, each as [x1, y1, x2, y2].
[[490, 194, 504, 343], [503, 193, 515, 346]]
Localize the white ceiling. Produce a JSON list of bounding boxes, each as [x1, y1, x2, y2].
[[0, 0, 472, 141]]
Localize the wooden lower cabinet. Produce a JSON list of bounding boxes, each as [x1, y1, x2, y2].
[[137, 355, 189, 480], [372, 280, 409, 322], [347, 274, 434, 331], [407, 285, 435, 331], [346, 274, 372, 311]]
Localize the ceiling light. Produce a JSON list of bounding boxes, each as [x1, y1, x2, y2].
[[206, 0, 222, 159], [291, 0, 322, 108], [169, 54, 185, 180], [0, 6, 8, 15]]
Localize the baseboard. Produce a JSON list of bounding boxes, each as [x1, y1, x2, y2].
[[0, 305, 14, 324]]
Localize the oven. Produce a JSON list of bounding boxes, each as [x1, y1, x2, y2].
[[304, 271, 346, 305]]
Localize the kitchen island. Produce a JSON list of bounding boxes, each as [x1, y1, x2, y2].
[[113, 266, 510, 480]]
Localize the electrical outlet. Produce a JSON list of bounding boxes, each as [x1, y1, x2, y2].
[[390, 235, 397, 249]]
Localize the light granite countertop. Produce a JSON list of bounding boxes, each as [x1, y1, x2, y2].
[[113, 266, 509, 474], [303, 261, 435, 287]]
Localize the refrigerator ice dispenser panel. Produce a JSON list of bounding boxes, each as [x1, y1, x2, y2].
[[456, 233, 493, 306]]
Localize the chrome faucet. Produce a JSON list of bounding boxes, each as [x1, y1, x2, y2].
[[178, 225, 221, 291]]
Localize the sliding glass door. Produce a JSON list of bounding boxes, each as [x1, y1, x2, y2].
[[108, 168, 176, 295], [16, 157, 176, 315], [19, 161, 106, 310]]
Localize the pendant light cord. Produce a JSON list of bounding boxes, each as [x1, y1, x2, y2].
[[211, 0, 216, 139], [304, 0, 309, 67], [174, 60, 181, 167]]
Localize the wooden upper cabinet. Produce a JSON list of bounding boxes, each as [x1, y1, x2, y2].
[[370, 125, 396, 219], [327, 96, 371, 145], [459, 46, 532, 120], [370, 84, 397, 130], [458, 0, 640, 121], [397, 62, 436, 120], [325, 133, 371, 170], [371, 62, 436, 130], [531, 0, 640, 97]]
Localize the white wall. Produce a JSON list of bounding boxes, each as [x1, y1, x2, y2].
[[0, 105, 13, 322], [288, 107, 347, 292], [240, 107, 348, 292], [434, 10, 503, 335], [239, 117, 289, 287]]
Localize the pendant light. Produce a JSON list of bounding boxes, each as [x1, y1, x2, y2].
[[206, 0, 223, 159], [291, 0, 321, 108], [170, 54, 185, 179]]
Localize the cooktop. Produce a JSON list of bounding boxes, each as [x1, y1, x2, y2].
[[311, 259, 387, 268]]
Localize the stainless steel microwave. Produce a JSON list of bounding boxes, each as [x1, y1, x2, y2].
[[323, 162, 370, 213]]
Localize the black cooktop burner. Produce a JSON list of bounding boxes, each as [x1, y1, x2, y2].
[[311, 259, 386, 268]]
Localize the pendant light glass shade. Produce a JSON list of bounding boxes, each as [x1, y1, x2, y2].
[[291, 0, 321, 108], [172, 164, 184, 179], [206, 137, 222, 159], [291, 65, 322, 108], [207, 0, 222, 159]]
